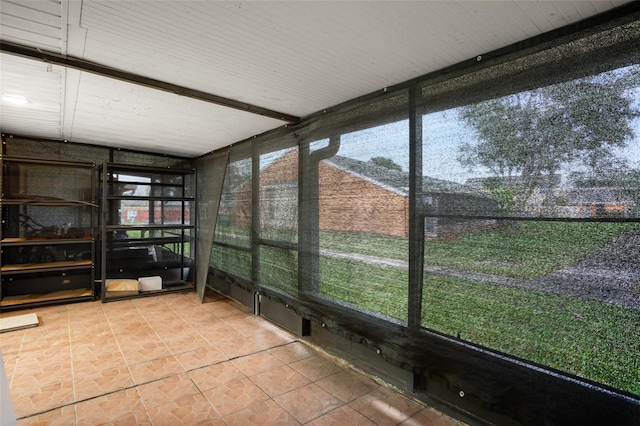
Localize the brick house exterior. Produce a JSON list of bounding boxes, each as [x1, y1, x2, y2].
[[318, 158, 409, 237], [561, 187, 636, 218], [232, 151, 497, 239]]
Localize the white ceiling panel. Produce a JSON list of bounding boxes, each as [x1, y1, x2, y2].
[[0, 53, 63, 139], [76, 1, 633, 117], [68, 72, 285, 157], [0, 0, 62, 51], [0, 1, 635, 158]]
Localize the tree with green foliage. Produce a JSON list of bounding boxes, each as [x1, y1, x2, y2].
[[458, 66, 640, 214], [481, 177, 518, 215], [371, 156, 402, 171]]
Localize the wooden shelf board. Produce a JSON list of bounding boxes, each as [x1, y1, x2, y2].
[[1, 237, 92, 245], [104, 283, 194, 301], [1, 288, 93, 307], [2, 198, 97, 207], [1, 259, 92, 272]]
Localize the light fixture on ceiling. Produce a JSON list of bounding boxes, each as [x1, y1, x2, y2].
[[1, 94, 30, 105]]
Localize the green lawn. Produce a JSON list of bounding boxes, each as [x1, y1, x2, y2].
[[424, 221, 640, 279], [259, 246, 298, 295], [321, 230, 408, 261], [320, 257, 408, 320], [210, 245, 251, 281], [322, 221, 640, 279], [422, 275, 640, 396]]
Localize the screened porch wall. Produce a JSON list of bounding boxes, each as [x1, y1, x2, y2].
[[206, 9, 640, 425]]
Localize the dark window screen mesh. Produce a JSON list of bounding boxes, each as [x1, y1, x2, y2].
[[112, 151, 190, 168], [259, 148, 298, 242], [317, 117, 410, 321], [4, 137, 110, 163], [257, 147, 299, 296], [204, 16, 639, 397], [195, 151, 228, 299], [211, 145, 252, 281], [420, 28, 640, 395], [210, 244, 251, 281], [2, 161, 93, 240], [260, 246, 298, 296], [214, 151, 252, 248]]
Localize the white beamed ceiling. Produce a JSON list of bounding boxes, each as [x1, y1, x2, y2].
[[0, 0, 633, 158]]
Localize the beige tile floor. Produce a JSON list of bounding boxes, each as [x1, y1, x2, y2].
[[1, 291, 461, 425]]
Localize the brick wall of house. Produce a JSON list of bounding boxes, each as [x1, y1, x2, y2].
[[122, 205, 190, 224], [261, 150, 298, 184], [233, 152, 409, 238], [318, 161, 408, 238]]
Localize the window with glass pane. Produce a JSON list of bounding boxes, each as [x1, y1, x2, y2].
[[421, 64, 640, 396]]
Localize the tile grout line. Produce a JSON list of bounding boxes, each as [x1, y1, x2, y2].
[[102, 300, 156, 425], [122, 300, 161, 425], [98, 298, 280, 423], [297, 337, 435, 422], [64, 305, 80, 426], [132, 298, 181, 425], [6, 327, 26, 388]]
